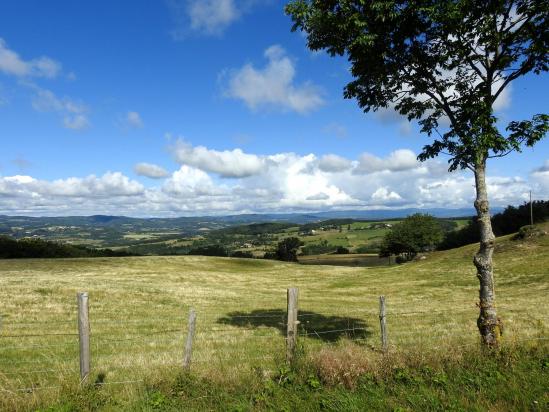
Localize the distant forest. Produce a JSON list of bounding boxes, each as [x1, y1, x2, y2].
[[438, 200, 549, 250], [0, 237, 137, 259]]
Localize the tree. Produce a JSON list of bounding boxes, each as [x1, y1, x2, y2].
[[379, 214, 444, 260], [275, 237, 304, 262], [286, 0, 548, 346]]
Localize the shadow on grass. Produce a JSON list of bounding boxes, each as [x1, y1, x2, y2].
[[217, 309, 371, 343]]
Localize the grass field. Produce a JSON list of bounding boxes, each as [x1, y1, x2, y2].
[[0, 224, 547, 410]]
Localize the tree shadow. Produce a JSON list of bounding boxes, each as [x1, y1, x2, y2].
[[217, 309, 371, 343]]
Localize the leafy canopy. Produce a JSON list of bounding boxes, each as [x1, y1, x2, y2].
[[286, 0, 548, 170], [276, 237, 304, 262], [379, 213, 444, 258]]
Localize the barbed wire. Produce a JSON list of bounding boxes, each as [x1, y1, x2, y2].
[[92, 328, 182, 339], [0, 368, 77, 376], [0, 341, 77, 350], [0, 358, 76, 366], [299, 327, 368, 337], [0, 332, 78, 338]]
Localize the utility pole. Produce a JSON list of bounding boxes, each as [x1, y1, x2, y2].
[[530, 190, 534, 226]]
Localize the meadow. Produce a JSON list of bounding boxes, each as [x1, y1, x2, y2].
[[0, 224, 547, 410]]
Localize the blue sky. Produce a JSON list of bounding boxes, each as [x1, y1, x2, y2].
[[0, 0, 547, 216]]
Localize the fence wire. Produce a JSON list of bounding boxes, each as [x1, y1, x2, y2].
[[1, 301, 547, 399]]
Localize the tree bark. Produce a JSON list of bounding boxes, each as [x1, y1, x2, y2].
[[473, 160, 502, 347]]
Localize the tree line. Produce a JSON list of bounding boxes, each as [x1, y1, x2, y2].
[[0, 236, 137, 259], [438, 201, 549, 250], [378, 201, 549, 260]]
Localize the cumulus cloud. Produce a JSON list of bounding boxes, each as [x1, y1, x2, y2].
[[531, 160, 549, 195], [306, 192, 330, 201], [355, 149, 418, 174], [188, 0, 239, 35], [32, 87, 90, 130], [0, 172, 143, 199], [168, 0, 263, 38], [134, 163, 169, 179], [533, 160, 549, 173], [0, 38, 62, 78], [371, 187, 402, 203], [172, 140, 265, 178], [318, 154, 353, 173], [0, 40, 90, 131], [163, 165, 222, 196], [1, 148, 545, 217], [224, 45, 324, 114]]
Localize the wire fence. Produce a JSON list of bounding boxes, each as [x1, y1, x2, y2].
[[1, 290, 548, 395]]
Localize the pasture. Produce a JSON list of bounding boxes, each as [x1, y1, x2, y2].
[[0, 225, 548, 410]]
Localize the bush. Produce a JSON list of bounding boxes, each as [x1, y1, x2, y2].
[[187, 244, 228, 257], [355, 242, 382, 254], [263, 251, 277, 259], [512, 225, 547, 240], [379, 214, 444, 259], [231, 250, 254, 258], [301, 240, 336, 255], [275, 237, 303, 262], [335, 246, 349, 254]]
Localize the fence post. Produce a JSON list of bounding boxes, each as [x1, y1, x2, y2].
[[286, 287, 299, 363], [379, 295, 388, 353], [183, 309, 197, 370], [77, 292, 90, 382]]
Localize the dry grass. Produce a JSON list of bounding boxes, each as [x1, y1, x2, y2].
[[0, 225, 548, 409], [311, 342, 374, 388]]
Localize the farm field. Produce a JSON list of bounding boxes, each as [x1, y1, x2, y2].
[[0, 224, 547, 410], [298, 253, 395, 267]]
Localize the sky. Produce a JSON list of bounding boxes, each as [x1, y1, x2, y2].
[[0, 0, 547, 217]]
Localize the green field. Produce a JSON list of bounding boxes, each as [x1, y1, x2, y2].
[[0, 224, 547, 410]]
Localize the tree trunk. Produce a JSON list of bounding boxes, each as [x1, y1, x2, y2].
[[473, 160, 502, 347]]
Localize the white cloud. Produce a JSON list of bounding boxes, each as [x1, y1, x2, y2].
[[371, 187, 402, 203], [163, 165, 221, 196], [169, 0, 263, 38], [188, 0, 239, 35], [224, 45, 324, 114], [125, 111, 144, 128], [172, 139, 265, 178], [533, 160, 549, 173], [64, 114, 89, 130], [355, 149, 418, 174], [134, 163, 169, 179], [0, 38, 61, 78], [306, 192, 330, 201], [531, 160, 549, 195], [0, 172, 143, 199], [32, 87, 90, 130], [318, 154, 353, 173], [1, 149, 545, 217]]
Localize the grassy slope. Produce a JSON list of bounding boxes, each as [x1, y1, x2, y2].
[[0, 224, 547, 410]]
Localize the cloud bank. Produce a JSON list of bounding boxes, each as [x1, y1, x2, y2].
[[1, 143, 546, 216]]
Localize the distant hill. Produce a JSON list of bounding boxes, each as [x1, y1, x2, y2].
[[0, 208, 491, 244], [0, 207, 488, 228]]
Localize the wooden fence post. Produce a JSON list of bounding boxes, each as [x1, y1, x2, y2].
[[77, 292, 90, 382], [379, 295, 388, 353], [183, 309, 197, 370], [286, 287, 299, 363]]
